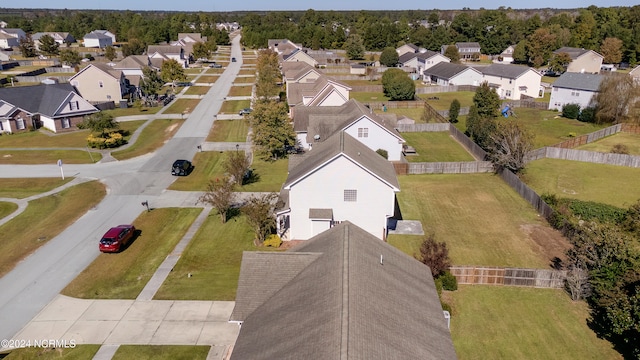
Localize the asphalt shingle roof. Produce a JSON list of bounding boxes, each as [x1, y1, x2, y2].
[[424, 62, 475, 79], [480, 63, 534, 79], [0, 83, 91, 117], [551, 72, 604, 92]]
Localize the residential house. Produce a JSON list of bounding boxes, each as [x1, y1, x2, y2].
[[69, 63, 129, 107], [229, 221, 457, 360], [480, 63, 543, 100], [396, 43, 420, 57], [553, 47, 604, 74], [276, 131, 400, 241], [442, 42, 481, 60], [268, 38, 301, 55], [629, 65, 640, 84], [83, 31, 113, 48], [548, 72, 604, 111], [91, 30, 116, 43], [423, 62, 483, 86], [282, 61, 323, 84], [398, 50, 450, 79], [0, 28, 26, 48], [172, 33, 206, 59], [282, 48, 318, 67], [216, 22, 240, 32], [293, 99, 405, 161], [0, 50, 10, 61], [0, 83, 98, 134], [286, 75, 351, 116], [113, 55, 154, 92], [147, 45, 186, 68], [32, 32, 75, 49], [495, 45, 515, 64]]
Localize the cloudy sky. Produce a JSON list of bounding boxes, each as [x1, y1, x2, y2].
[[6, 0, 638, 12]]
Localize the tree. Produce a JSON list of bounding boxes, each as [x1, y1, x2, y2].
[[104, 45, 117, 62], [548, 52, 572, 74], [565, 265, 591, 301], [594, 73, 639, 124], [121, 38, 145, 57], [198, 176, 236, 223], [249, 100, 296, 160], [192, 42, 211, 60], [160, 59, 187, 86], [77, 112, 119, 136], [526, 27, 557, 67], [18, 34, 37, 58], [38, 34, 59, 56], [344, 33, 365, 60], [255, 49, 280, 99], [379, 47, 399, 67], [381, 68, 415, 101], [225, 150, 251, 186], [473, 82, 500, 118], [139, 66, 164, 101], [444, 45, 460, 63], [415, 234, 451, 278], [487, 121, 534, 173], [242, 193, 278, 245], [59, 49, 82, 67], [512, 40, 528, 64], [466, 105, 497, 151], [600, 37, 623, 64], [449, 99, 460, 123]]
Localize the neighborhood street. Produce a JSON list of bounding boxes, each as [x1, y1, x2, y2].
[[0, 34, 244, 343]]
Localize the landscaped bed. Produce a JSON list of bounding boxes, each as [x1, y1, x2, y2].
[[401, 132, 475, 162]]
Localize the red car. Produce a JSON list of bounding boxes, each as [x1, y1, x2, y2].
[[99, 225, 136, 253]]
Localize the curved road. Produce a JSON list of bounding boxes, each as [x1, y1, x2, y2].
[[0, 35, 245, 341]]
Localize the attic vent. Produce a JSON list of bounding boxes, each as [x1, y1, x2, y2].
[[313, 134, 320, 141]]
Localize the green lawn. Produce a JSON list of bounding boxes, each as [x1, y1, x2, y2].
[[168, 151, 227, 191], [4, 345, 101, 359], [184, 85, 212, 95], [207, 120, 249, 142], [227, 86, 252, 97], [103, 106, 161, 117], [233, 76, 255, 84], [349, 91, 390, 102], [0, 178, 73, 198], [402, 132, 475, 162], [154, 213, 264, 300], [112, 345, 210, 360], [378, 108, 424, 123], [61, 208, 201, 299], [522, 158, 640, 208], [0, 181, 106, 277], [575, 132, 640, 155], [240, 157, 288, 192], [112, 119, 184, 160], [449, 286, 621, 360], [342, 79, 382, 86], [0, 149, 101, 164], [196, 75, 219, 83], [220, 100, 251, 114], [388, 174, 558, 268], [0, 201, 18, 220], [418, 91, 476, 111], [164, 99, 202, 115], [206, 68, 224, 74], [237, 69, 255, 76]]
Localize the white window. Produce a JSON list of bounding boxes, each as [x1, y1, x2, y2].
[[344, 189, 357, 202], [505, 90, 512, 97], [69, 101, 79, 110], [357, 127, 368, 138], [16, 118, 25, 130], [62, 118, 70, 128]]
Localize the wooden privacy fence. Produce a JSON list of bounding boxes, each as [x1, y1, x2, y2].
[[450, 266, 567, 288], [542, 148, 640, 167], [408, 161, 493, 174], [364, 100, 426, 110], [397, 123, 450, 132], [551, 124, 622, 149], [499, 169, 554, 218], [416, 85, 478, 94]]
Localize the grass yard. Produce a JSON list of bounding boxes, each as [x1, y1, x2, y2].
[[220, 100, 251, 114], [233, 76, 255, 84], [0, 129, 92, 148], [196, 75, 219, 83], [168, 151, 227, 191], [184, 85, 212, 95], [112, 345, 210, 360], [377, 107, 424, 123], [4, 345, 101, 359], [206, 68, 224, 74], [61, 208, 201, 299], [342, 79, 382, 86], [0, 201, 18, 220], [164, 99, 201, 115], [237, 69, 255, 76], [0, 181, 105, 277], [227, 86, 252, 97], [575, 132, 640, 155], [0, 149, 102, 164], [103, 106, 161, 117], [0, 178, 73, 198], [240, 157, 288, 192], [388, 174, 564, 268], [418, 91, 476, 110], [154, 213, 263, 300], [185, 68, 203, 74], [449, 286, 621, 360], [522, 158, 640, 208], [207, 120, 249, 142], [349, 91, 390, 102], [402, 132, 475, 162], [112, 119, 184, 160]]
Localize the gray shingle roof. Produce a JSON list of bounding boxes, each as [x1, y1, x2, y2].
[[480, 63, 535, 79], [424, 62, 476, 79], [553, 47, 594, 60], [0, 83, 94, 118], [230, 222, 457, 360], [551, 72, 604, 92]]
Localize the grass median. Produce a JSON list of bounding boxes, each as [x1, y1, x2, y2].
[[112, 119, 184, 160], [164, 99, 202, 115], [0, 178, 73, 198], [61, 207, 201, 299], [0, 181, 106, 277]]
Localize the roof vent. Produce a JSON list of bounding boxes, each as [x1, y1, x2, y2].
[[380, 254, 384, 265], [313, 134, 320, 141]]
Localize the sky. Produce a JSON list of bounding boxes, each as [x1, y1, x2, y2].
[[4, 0, 639, 12]]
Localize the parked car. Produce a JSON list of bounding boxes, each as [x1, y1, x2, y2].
[[239, 108, 252, 116], [171, 159, 193, 176], [231, 57, 237, 62], [175, 81, 192, 87], [99, 225, 136, 253]]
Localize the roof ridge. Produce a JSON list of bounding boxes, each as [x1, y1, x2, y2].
[[340, 224, 349, 360]]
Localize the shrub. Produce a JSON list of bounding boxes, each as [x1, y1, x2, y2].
[[263, 234, 282, 248], [562, 103, 581, 119], [434, 277, 443, 296], [87, 132, 126, 149], [415, 233, 451, 277], [578, 106, 596, 123], [441, 301, 452, 314], [611, 144, 629, 154], [439, 271, 458, 291], [376, 148, 388, 159]]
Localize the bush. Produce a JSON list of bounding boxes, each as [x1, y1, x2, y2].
[[441, 301, 452, 314], [439, 271, 458, 291], [434, 277, 443, 296], [87, 132, 126, 149], [562, 103, 581, 119], [578, 106, 596, 123], [611, 144, 629, 154], [376, 148, 388, 159], [263, 234, 282, 248], [381, 68, 415, 101]]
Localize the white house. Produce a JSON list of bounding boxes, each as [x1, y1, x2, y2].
[[294, 99, 405, 161], [282, 61, 323, 84], [69, 63, 129, 106], [276, 131, 400, 241], [548, 72, 604, 111], [91, 30, 116, 43], [423, 62, 482, 86], [480, 64, 543, 100], [396, 43, 420, 57], [83, 32, 113, 48], [147, 45, 186, 68], [286, 75, 351, 116], [0, 28, 25, 48], [554, 47, 603, 74], [495, 45, 515, 64], [282, 48, 318, 67], [399, 51, 450, 79], [32, 32, 75, 49]]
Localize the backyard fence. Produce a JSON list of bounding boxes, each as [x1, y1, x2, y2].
[[498, 169, 554, 218], [550, 124, 622, 149], [364, 100, 426, 110], [415, 85, 477, 94], [541, 148, 640, 167], [397, 123, 450, 132], [449, 266, 567, 288], [407, 161, 493, 174], [350, 85, 383, 92], [449, 125, 488, 160]]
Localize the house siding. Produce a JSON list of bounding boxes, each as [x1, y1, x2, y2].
[[567, 53, 603, 74], [548, 87, 597, 111], [343, 117, 403, 161], [71, 66, 125, 103], [482, 70, 541, 100], [288, 156, 396, 240]]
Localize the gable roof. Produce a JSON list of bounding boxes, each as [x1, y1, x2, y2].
[[230, 221, 457, 360], [114, 55, 151, 70], [282, 61, 321, 82], [0, 83, 96, 117], [83, 32, 111, 40], [70, 63, 122, 82], [553, 47, 603, 60], [148, 45, 182, 56], [284, 131, 399, 190], [178, 33, 206, 42], [424, 62, 478, 79], [400, 50, 444, 65], [287, 75, 351, 106], [551, 72, 604, 92], [456, 42, 481, 49], [481, 63, 537, 79]]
